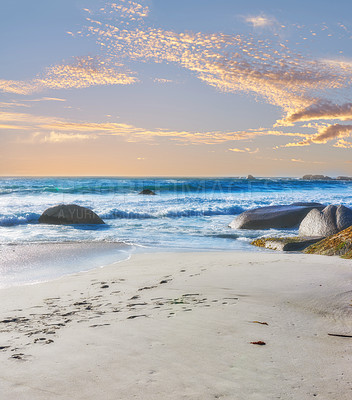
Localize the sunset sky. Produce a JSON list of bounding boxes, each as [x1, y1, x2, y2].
[[1, 0, 352, 176]]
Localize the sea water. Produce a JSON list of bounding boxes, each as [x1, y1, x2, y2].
[[1, 177, 351, 286]]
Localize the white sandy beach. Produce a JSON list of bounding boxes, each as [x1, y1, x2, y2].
[[1, 251, 352, 400]]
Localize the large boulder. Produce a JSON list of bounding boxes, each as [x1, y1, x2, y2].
[[299, 205, 352, 237], [229, 202, 325, 230], [39, 204, 105, 225]]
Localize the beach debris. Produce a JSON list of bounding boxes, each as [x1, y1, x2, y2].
[[251, 321, 269, 326], [127, 315, 148, 320], [250, 341, 266, 345], [328, 333, 352, 338]]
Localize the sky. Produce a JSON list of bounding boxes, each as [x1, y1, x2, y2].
[[1, 0, 352, 177]]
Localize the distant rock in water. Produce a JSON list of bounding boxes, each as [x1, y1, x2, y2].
[[229, 202, 325, 230], [139, 189, 156, 195], [39, 204, 105, 225], [247, 175, 256, 180], [299, 205, 352, 237], [337, 176, 352, 181], [302, 174, 332, 180], [304, 225, 352, 259]]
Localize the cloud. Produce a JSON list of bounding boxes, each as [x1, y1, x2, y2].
[[0, 110, 308, 145], [333, 139, 352, 148], [0, 123, 28, 130], [0, 101, 30, 108], [0, 56, 137, 95], [280, 101, 352, 124], [24, 97, 67, 102], [153, 78, 173, 84], [229, 147, 259, 154], [35, 131, 97, 143], [3, 1, 352, 151], [280, 140, 311, 148], [84, 3, 352, 119], [244, 14, 277, 28], [313, 123, 352, 143]]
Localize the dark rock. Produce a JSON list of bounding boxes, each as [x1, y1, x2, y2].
[[139, 189, 156, 195], [299, 205, 352, 237], [247, 175, 256, 180], [251, 236, 324, 251], [302, 174, 332, 180], [229, 202, 325, 230], [337, 176, 352, 181], [39, 204, 105, 225]]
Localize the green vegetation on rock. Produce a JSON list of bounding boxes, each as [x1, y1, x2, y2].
[[304, 226, 352, 259]]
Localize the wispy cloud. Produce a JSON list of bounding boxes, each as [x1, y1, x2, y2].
[[244, 14, 277, 28], [34, 131, 97, 143], [280, 101, 352, 125], [313, 123, 352, 143], [2, 1, 352, 150], [84, 2, 352, 119], [334, 138, 352, 148], [0, 110, 308, 145], [0, 56, 137, 95], [229, 147, 259, 154], [79, 2, 352, 147], [24, 97, 67, 102], [153, 78, 173, 84]]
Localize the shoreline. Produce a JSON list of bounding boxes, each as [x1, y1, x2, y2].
[[1, 251, 352, 399], [0, 240, 269, 289]]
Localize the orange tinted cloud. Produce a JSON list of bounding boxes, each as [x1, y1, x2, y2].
[[281, 101, 352, 124], [313, 123, 352, 143], [84, 4, 352, 118], [0, 110, 308, 145], [0, 56, 137, 95]]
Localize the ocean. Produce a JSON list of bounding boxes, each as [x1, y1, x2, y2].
[[1, 177, 352, 287]]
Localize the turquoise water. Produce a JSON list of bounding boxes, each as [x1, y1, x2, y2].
[[1, 177, 352, 249]]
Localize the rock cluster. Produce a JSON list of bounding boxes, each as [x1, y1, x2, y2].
[[302, 174, 332, 180]]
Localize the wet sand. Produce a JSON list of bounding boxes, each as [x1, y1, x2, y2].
[[0, 251, 352, 399]]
